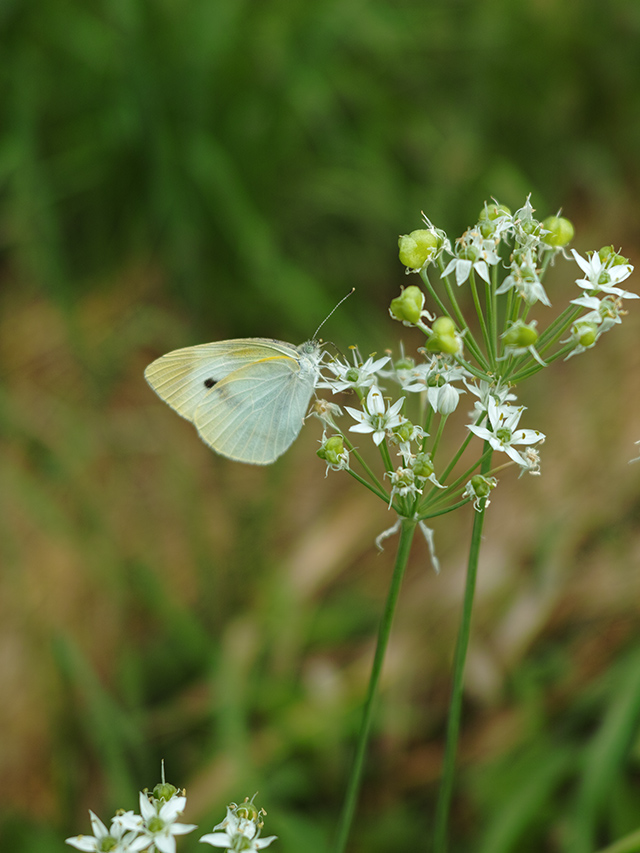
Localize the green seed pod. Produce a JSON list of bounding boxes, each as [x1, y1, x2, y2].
[[542, 215, 575, 247], [389, 285, 425, 324], [398, 229, 439, 269], [470, 474, 493, 498], [479, 202, 511, 222], [574, 321, 598, 348], [412, 452, 435, 479], [431, 316, 456, 336], [503, 320, 539, 348], [425, 331, 460, 355], [317, 435, 345, 465], [598, 245, 630, 267]]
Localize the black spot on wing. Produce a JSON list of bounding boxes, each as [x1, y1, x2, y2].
[[204, 378, 217, 388]]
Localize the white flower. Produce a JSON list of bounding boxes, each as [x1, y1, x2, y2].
[[467, 398, 544, 467], [318, 349, 390, 392], [65, 810, 148, 852], [465, 379, 517, 421], [126, 791, 197, 853], [495, 249, 551, 306], [346, 386, 406, 446], [572, 249, 637, 299], [441, 227, 501, 286], [200, 806, 277, 851], [427, 382, 464, 414]]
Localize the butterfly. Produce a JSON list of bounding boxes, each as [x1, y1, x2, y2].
[[144, 338, 323, 464]]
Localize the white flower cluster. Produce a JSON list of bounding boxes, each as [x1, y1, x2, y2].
[[311, 196, 636, 561], [65, 786, 276, 853]]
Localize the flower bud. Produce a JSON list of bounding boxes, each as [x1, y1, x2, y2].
[[431, 316, 456, 336], [598, 245, 630, 267], [425, 317, 461, 355], [469, 474, 494, 498], [478, 202, 511, 236], [428, 382, 461, 414], [317, 435, 346, 466], [542, 215, 574, 247], [573, 321, 598, 348], [389, 285, 425, 324], [479, 202, 511, 222], [465, 474, 498, 510], [153, 783, 178, 802], [502, 320, 539, 348], [393, 421, 416, 444], [398, 229, 439, 269], [412, 452, 435, 479]]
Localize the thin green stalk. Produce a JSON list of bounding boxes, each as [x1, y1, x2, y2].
[[419, 498, 470, 518], [344, 466, 389, 503], [432, 447, 492, 853], [468, 271, 492, 358], [595, 829, 640, 853], [343, 437, 388, 495], [334, 517, 417, 853], [430, 414, 448, 460]]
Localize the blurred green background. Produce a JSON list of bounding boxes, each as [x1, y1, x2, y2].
[[1, 0, 640, 851]]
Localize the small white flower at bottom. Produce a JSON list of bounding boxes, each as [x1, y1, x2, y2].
[[200, 806, 277, 851], [122, 791, 197, 853], [65, 810, 148, 852]]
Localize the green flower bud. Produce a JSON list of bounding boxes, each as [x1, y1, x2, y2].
[[153, 783, 178, 802], [469, 474, 493, 498], [389, 285, 425, 324], [431, 316, 456, 336], [598, 245, 629, 267], [425, 316, 461, 355], [317, 435, 345, 466], [394, 356, 415, 371], [478, 202, 511, 236], [573, 321, 598, 348], [502, 320, 539, 348], [412, 452, 435, 479], [393, 421, 415, 443], [425, 332, 461, 355], [235, 801, 261, 822], [542, 215, 574, 247], [479, 202, 511, 222], [398, 229, 439, 269]]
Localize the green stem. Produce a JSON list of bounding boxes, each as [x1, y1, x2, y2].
[[432, 447, 492, 853], [594, 829, 640, 853], [334, 517, 417, 853]]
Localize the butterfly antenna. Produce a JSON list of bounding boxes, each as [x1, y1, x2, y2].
[[312, 288, 355, 341]]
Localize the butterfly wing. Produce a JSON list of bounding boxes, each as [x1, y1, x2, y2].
[[194, 352, 317, 464], [144, 339, 296, 423]]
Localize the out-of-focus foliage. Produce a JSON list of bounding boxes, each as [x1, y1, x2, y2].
[[2, 0, 640, 336], [1, 1, 640, 852]]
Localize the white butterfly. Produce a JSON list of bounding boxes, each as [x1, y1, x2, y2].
[[144, 338, 323, 465]]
